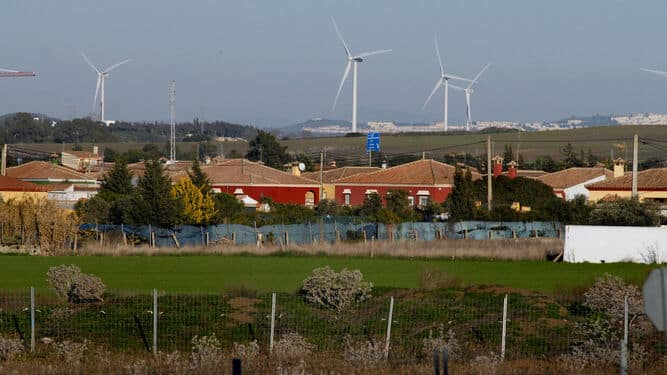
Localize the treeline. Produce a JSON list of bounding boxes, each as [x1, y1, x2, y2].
[[0, 113, 257, 144]]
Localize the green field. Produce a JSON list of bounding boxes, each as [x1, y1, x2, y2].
[[0, 254, 656, 293]]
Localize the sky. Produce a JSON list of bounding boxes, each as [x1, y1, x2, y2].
[[1, 0, 667, 127]]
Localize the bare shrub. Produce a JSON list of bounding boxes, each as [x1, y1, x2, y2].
[[342, 335, 384, 366], [190, 334, 222, 370], [273, 332, 314, 373], [46, 264, 106, 303], [55, 339, 88, 367], [469, 352, 502, 374], [232, 340, 260, 361], [421, 324, 459, 359], [562, 273, 650, 370], [0, 335, 24, 362], [301, 266, 372, 312], [153, 351, 189, 375], [419, 266, 462, 290]]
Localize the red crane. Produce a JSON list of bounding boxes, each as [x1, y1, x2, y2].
[[0, 69, 36, 78]]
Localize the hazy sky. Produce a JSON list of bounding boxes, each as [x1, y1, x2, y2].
[[2, 0, 667, 127]]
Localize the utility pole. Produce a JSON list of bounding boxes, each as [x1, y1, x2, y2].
[[169, 81, 176, 164], [319, 149, 324, 199], [1, 144, 7, 176], [487, 135, 493, 211], [632, 134, 638, 197]]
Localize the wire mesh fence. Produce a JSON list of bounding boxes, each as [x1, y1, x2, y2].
[[1, 286, 663, 372]]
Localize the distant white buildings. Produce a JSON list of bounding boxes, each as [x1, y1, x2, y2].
[[612, 113, 667, 125]]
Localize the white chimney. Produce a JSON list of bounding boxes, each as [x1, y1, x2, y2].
[[381, 161, 388, 169], [92, 145, 99, 155]]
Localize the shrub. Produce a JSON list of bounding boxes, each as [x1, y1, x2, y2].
[[232, 340, 260, 361], [0, 335, 23, 362], [342, 335, 384, 366], [55, 340, 88, 367], [419, 266, 462, 290], [190, 334, 222, 370], [46, 264, 106, 303], [273, 332, 313, 373], [421, 324, 459, 360], [301, 266, 372, 312]]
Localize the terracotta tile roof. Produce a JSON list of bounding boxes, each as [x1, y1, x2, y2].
[[62, 150, 103, 159], [0, 175, 48, 192], [333, 159, 481, 185], [202, 159, 320, 186], [586, 167, 667, 190], [302, 167, 380, 183], [508, 169, 548, 178], [536, 167, 613, 189], [127, 161, 193, 181], [7, 161, 94, 181]]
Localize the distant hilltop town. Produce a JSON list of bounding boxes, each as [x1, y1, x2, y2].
[[298, 113, 667, 135]]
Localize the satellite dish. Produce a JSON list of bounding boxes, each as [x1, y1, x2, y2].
[[298, 162, 306, 171]]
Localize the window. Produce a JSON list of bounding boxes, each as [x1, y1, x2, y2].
[[344, 193, 351, 205], [408, 196, 415, 206], [419, 195, 429, 207], [305, 191, 315, 207]]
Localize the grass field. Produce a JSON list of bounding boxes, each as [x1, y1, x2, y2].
[[0, 254, 656, 294]]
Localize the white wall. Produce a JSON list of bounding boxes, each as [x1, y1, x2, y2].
[[564, 225, 667, 263], [563, 175, 607, 200]]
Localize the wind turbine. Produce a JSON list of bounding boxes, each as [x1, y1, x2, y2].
[[331, 18, 391, 133], [449, 64, 490, 131], [422, 37, 475, 132], [82, 53, 130, 124]]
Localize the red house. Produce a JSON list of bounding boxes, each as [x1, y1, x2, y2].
[[333, 159, 481, 207], [202, 159, 321, 207]]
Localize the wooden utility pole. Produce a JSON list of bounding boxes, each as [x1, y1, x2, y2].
[[632, 134, 638, 198], [319, 149, 324, 199], [487, 135, 493, 211], [1, 144, 6, 176]]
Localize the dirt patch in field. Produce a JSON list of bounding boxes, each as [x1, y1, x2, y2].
[[227, 297, 261, 325]]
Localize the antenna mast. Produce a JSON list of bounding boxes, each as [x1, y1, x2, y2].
[[169, 80, 176, 163]]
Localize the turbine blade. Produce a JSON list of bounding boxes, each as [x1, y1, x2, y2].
[[641, 68, 667, 78], [0, 69, 19, 73], [444, 74, 475, 83], [422, 78, 443, 110], [81, 52, 101, 74], [467, 63, 491, 89], [448, 84, 465, 91], [434, 36, 444, 76], [102, 59, 130, 74], [332, 61, 352, 111], [92, 76, 101, 116], [354, 49, 392, 59], [331, 17, 351, 58]]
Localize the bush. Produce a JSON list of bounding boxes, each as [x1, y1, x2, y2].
[[0, 335, 23, 362], [421, 324, 459, 360], [55, 340, 88, 367], [190, 334, 222, 370], [273, 332, 313, 372], [46, 264, 106, 303], [301, 267, 373, 312], [342, 336, 384, 366]]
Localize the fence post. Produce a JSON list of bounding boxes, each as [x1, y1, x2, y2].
[[269, 292, 276, 354], [433, 348, 440, 375], [442, 347, 449, 375], [148, 224, 152, 247], [620, 294, 628, 375], [384, 296, 394, 361], [30, 286, 35, 352], [232, 358, 242, 375], [501, 294, 508, 360], [153, 288, 158, 355]]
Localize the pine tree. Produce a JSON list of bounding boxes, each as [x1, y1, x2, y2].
[[132, 159, 182, 228], [245, 130, 290, 169], [446, 166, 476, 221], [99, 158, 134, 200], [187, 158, 211, 195]]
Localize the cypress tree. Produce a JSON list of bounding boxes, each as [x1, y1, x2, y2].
[[99, 158, 134, 200], [132, 159, 182, 228], [187, 158, 211, 195]]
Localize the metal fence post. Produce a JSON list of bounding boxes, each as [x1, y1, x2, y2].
[[153, 288, 158, 355], [442, 347, 449, 375], [269, 292, 276, 354], [232, 358, 242, 375], [30, 286, 35, 352], [501, 294, 508, 360], [621, 294, 628, 375], [384, 296, 394, 361], [433, 348, 440, 374]]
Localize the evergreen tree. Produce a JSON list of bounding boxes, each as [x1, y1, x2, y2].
[[502, 144, 514, 163], [446, 166, 476, 221], [99, 158, 134, 200], [561, 143, 582, 168], [385, 190, 415, 221], [132, 159, 182, 228], [245, 130, 290, 169], [359, 192, 382, 219], [187, 158, 211, 195], [212, 193, 245, 223], [172, 177, 216, 225]]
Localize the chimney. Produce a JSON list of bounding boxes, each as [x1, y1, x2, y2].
[[507, 160, 518, 179], [492, 155, 504, 177], [92, 145, 98, 155], [330, 160, 337, 168], [381, 160, 388, 169], [613, 158, 625, 178]]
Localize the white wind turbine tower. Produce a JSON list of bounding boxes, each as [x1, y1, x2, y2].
[[82, 53, 130, 124], [331, 18, 391, 133], [449, 64, 490, 131], [422, 37, 475, 132]]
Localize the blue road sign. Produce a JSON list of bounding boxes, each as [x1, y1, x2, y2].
[[366, 132, 380, 152]]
